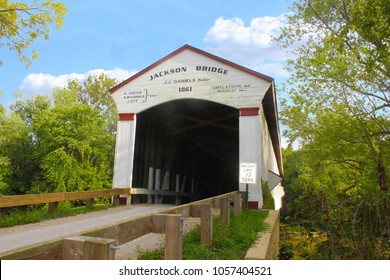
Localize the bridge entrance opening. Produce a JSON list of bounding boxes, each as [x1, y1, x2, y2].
[[132, 99, 239, 204], [111, 45, 284, 209]]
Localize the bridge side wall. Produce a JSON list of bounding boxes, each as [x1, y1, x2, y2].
[[239, 108, 263, 209], [244, 210, 280, 260]]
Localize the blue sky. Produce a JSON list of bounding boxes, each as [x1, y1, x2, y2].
[[0, 0, 294, 107]]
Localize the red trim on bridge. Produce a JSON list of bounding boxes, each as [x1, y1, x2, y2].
[[248, 201, 259, 209], [239, 107, 260, 116], [119, 113, 135, 121]]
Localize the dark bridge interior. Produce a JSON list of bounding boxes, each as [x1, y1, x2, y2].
[[132, 99, 239, 204]]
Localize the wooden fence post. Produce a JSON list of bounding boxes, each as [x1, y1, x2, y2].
[[200, 204, 212, 246], [212, 197, 221, 208], [48, 202, 59, 213], [152, 214, 184, 260], [112, 195, 120, 206], [63, 236, 117, 260], [243, 187, 249, 209], [86, 198, 94, 208], [164, 214, 183, 260], [233, 194, 241, 216], [125, 194, 132, 205], [220, 197, 230, 226], [0, 208, 7, 218]]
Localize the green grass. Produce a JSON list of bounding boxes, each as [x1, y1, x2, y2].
[[138, 209, 269, 260], [0, 202, 111, 228]]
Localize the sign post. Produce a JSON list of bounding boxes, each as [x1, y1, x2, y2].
[[239, 163, 257, 209]]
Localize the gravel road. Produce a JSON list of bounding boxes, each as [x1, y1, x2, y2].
[[0, 204, 175, 258]]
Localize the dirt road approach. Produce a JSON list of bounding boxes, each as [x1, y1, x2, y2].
[[0, 204, 174, 257]]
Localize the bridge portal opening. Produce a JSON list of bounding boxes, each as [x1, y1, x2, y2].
[[132, 99, 239, 204], [110, 45, 284, 209]]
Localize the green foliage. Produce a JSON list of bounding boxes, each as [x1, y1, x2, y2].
[[67, 74, 119, 134], [281, 111, 390, 258], [276, 0, 390, 259], [0, 203, 110, 228], [138, 210, 268, 260], [32, 89, 114, 193], [137, 247, 164, 260], [278, 0, 389, 115], [261, 180, 275, 209], [1, 73, 118, 197], [0, 0, 68, 67], [0, 105, 35, 195], [279, 240, 294, 260]]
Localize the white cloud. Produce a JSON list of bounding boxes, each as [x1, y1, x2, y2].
[[205, 16, 282, 48], [204, 14, 292, 78], [19, 67, 137, 95]]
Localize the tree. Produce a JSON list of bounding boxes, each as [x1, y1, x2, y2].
[[283, 105, 389, 259], [0, 103, 34, 195], [278, 0, 389, 120], [0, 105, 11, 194], [31, 88, 115, 193], [7, 74, 118, 195], [277, 0, 390, 259], [67, 73, 119, 134], [0, 0, 67, 67]]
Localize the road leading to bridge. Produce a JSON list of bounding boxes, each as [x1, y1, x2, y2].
[[0, 204, 173, 256]]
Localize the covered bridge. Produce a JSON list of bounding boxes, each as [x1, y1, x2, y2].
[[109, 45, 284, 209]]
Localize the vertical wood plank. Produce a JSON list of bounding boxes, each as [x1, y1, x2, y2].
[[164, 214, 183, 260], [243, 185, 249, 209], [220, 197, 230, 226], [48, 202, 59, 213], [62, 236, 86, 260], [0, 208, 7, 218], [154, 169, 161, 203], [213, 197, 221, 208], [147, 167, 154, 203], [152, 214, 166, 234], [233, 194, 241, 216], [84, 237, 116, 260], [63, 236, 117, 260], [200, 204, 212, 246], [112, 195, 120, 206], [86, 198, 94, 208], [190, 204, 201, 218], [175, 174, 180, 205], [125, 194, 132, 205]]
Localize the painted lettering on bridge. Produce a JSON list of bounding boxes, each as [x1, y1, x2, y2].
[[195, 66, 229, 75], [149, 66, 229, 81], [149, 67, 188, 81]]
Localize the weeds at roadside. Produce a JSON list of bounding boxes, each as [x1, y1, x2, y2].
[[137, 209, 268, 260], [0, 202, 111, 228]]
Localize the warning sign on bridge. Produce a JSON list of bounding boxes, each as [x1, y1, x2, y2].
[[239, 163, 257, 184]]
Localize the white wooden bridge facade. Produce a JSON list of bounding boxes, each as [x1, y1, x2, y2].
[[110, 45, 284, 209]]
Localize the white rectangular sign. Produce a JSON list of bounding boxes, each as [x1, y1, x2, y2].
[[240, 163, 257, 184]]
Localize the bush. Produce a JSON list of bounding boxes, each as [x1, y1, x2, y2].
[[261, 180, 275, 209]]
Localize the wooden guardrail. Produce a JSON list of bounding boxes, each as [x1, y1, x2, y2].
[[0, 189, 131, 208], [0, 191, 243, 260], [0, 187, 195, 216], [0, 188, 131, 215]]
